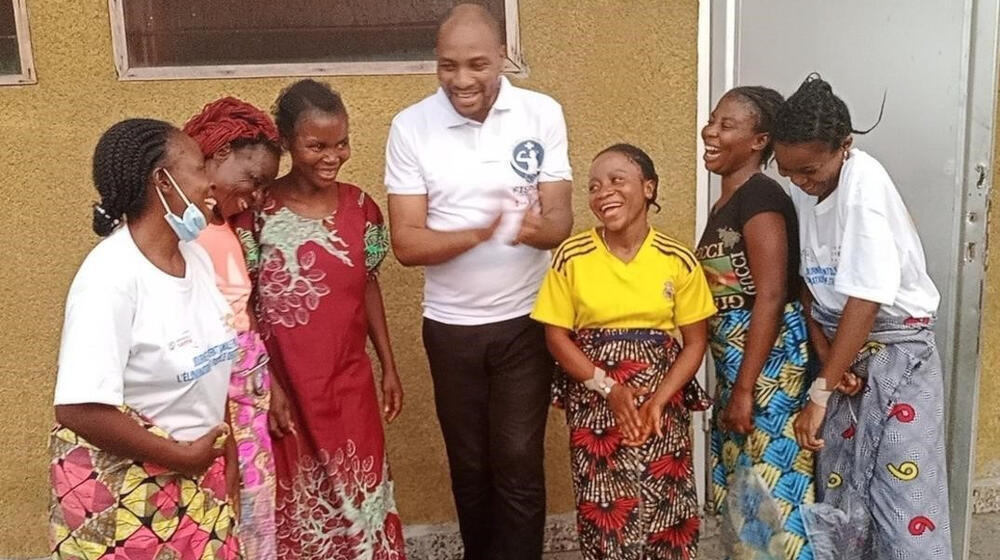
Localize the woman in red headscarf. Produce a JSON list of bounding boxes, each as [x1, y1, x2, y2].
[[183, 97, 282, 560]]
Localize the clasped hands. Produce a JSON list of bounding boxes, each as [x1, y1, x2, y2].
[[606, 384, 671, 447]]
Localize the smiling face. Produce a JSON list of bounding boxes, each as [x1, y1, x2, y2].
[[436, 18, 505, 122], [773, 138, 851, 199], [206, 143, 280, 219], [156, 132, 217, 219], [588, 151, 655, 232], [285, 110, 350, 189], [701, 93, 769, 175]]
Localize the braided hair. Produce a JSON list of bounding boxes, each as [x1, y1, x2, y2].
[[595, 143, 662, 212], [273, 79, 347, 140], [183, 96, 280, 157], [773, 73, 882, 150], [725, 86, 785, 165], [91, 119, 174, 236]]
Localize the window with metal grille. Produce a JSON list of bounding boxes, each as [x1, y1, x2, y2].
[[0, 0, 35, 85], [108, 0, 522, 81]]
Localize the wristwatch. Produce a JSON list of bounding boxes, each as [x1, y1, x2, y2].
[[584, 366, 617, 398]]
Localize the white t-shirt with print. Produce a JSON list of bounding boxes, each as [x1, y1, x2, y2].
[[385, 76, 573, 325], [54, 227, 238, 441], [790, 148, 940, 319]]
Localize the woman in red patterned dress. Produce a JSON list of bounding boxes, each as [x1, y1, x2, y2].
[[237, 79, 406, 559]]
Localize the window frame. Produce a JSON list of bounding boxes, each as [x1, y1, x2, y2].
[[0, 0, 36, 85], [107, 0, 525, 81]]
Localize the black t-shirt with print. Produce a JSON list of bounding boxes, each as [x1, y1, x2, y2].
[[695, 173, 801, 313]]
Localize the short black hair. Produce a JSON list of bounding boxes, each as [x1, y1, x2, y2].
[[725, 86, 785, 166], [273, 79, 347, 139], [595, 143, 661, 212], [91, 118, 174, 236], [773, 73, 872, 150]]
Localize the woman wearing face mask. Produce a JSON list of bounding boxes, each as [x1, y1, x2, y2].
[[49, 119, 240, 559], [697, 87, 817, 559], [773, 74, 950, 559], [183, 97, 282, 560], [532, 144, 716, 559], [235, 79, 405, 559]]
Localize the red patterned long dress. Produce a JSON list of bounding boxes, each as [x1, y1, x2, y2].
[[237, 182, 405, 560]]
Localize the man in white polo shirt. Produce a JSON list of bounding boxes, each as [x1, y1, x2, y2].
[[384, 4, 572, 559]]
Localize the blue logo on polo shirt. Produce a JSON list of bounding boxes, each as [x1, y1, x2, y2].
[[510, 140, 545, 182]]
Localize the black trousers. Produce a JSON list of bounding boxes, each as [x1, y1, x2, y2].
[[422, 315, 552, 560]]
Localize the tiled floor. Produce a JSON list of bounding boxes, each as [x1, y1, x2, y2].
[[8, 514, 996, 559]]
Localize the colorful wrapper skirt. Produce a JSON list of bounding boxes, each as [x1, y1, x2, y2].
[[804, 304, 952, 560], [48, 409, 240, 560], [229, 331, 277, 560], [556, 328, 702, 560], [709, 303, 816, 560]]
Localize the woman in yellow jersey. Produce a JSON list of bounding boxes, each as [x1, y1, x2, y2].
[[532, 144, 717, 560]]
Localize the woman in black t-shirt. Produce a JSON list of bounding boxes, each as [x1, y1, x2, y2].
[[696, 87, 815, 559]]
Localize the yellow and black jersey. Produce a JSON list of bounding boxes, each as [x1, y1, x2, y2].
[[531, 227, 717, 331]]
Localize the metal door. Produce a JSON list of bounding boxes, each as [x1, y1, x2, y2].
[[700, 2, 998, 557]]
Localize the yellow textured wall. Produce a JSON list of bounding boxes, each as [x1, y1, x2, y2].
[[974, 89, 1000, 480], [0, 1, 698, 555]]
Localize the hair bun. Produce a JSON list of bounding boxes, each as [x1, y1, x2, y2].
[[803, 73, 834, 93], [772, 73, 854, 148], [92, 203, 121, 236]]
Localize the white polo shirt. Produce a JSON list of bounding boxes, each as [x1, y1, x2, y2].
[[54, 227, 237, 441], [791, 148, 940, 319], [385, 77, 572, 325]]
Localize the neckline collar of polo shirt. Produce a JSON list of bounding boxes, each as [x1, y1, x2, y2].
[[435, 76, 515, 128]]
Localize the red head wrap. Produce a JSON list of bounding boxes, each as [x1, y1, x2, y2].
[[182, 96, 279, 157]]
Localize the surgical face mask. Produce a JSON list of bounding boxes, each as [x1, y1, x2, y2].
[[154, 168, 207, 242]]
